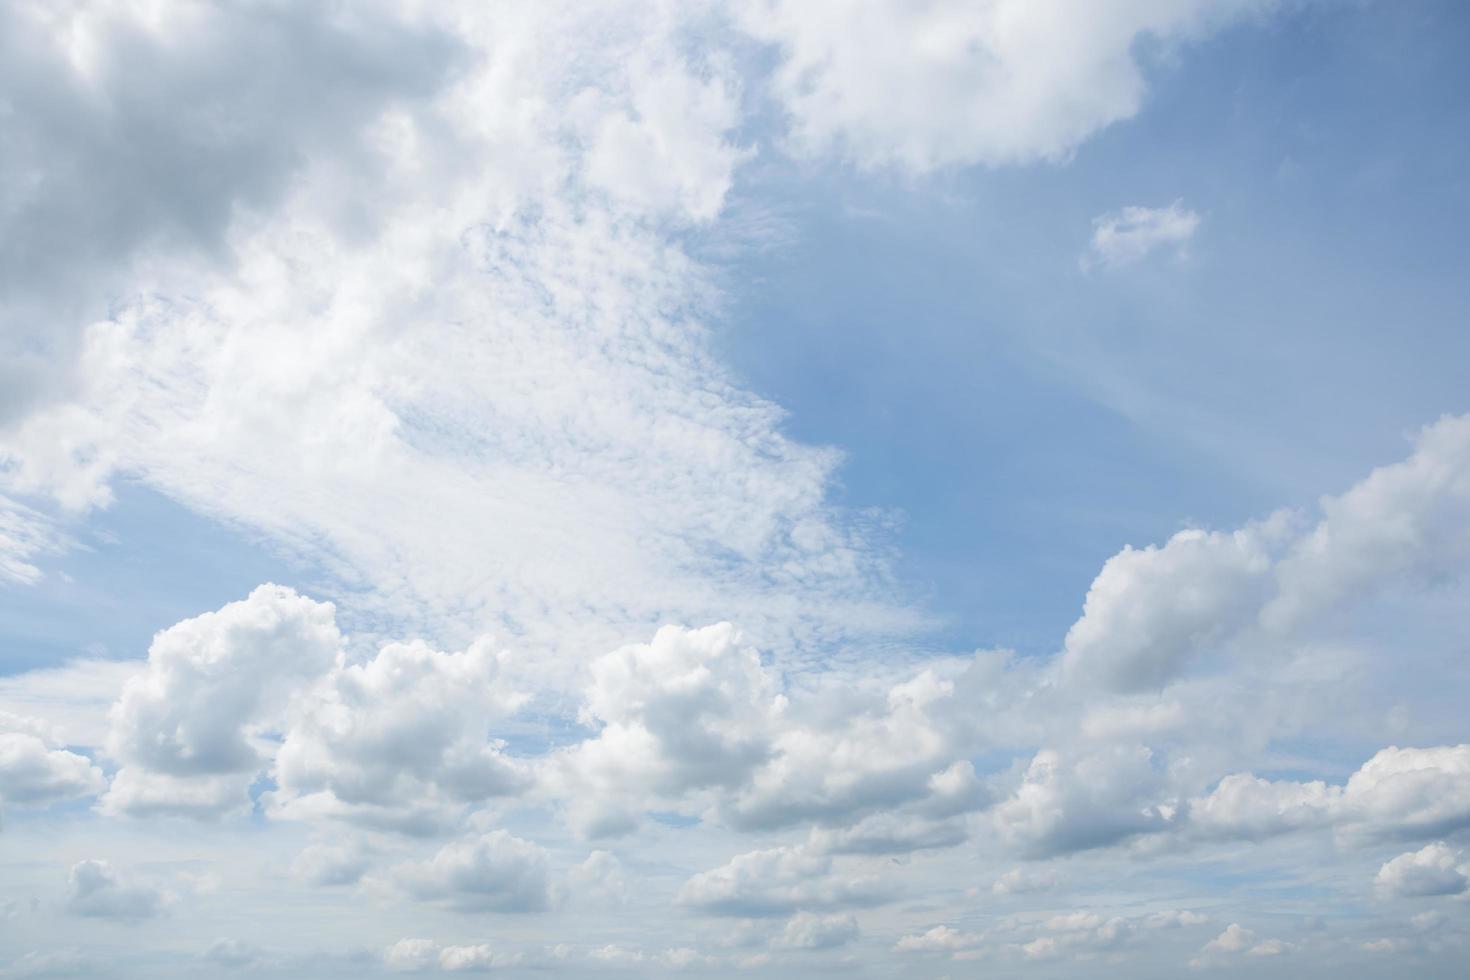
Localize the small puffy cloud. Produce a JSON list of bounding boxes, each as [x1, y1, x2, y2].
[[0, 713, 105, 808], [385, 939, 521, 973], [894, 924, 987, 955], [777, 911, 859, 950], [677, 845, 887, 917], [64, 860, 166, 921], [1190, 923, 1292, 968], [1203, 923, 1256, 954], [1018, 912, 1137, 960], [1375, 843, 1468, 898], [102, 585, 340, 817], [391, 830, 552, 913], [1266, 413, 1470, 630], [1084, 201, 1201, 270], [384, 939, 439, 973]]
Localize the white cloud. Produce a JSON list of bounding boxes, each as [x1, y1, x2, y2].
[[1083, 201, 1202, 270], [740, 1, 1269, 172], [1059, 525, 1273, 691], [391, 830, 553, 913], [270, 636, 527, 832], [990, 746, 1174, 857], [554, 623, 781, 837], [777, 911, 858, 949], [893, 924, 987, 954], [101, 584, 341, 817], [0, 713, 105, 808], [1375, 843, 1469, 898], [63, 860, 166, 921], [677, 845, 887, 917], [1190, 744, 1470, 844]]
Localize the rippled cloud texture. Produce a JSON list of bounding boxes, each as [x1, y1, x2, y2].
[[3, 1, 1469, 977]]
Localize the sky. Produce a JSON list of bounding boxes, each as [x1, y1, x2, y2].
[[2, 1, 1469, 977]]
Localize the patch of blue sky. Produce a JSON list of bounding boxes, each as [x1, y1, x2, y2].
[[711, 0, 1470, 658]]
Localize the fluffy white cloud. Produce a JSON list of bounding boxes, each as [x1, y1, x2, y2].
[[271, 637, 526, 832], [391, 830, 552, 913], [725, 670, 982, 832], [740, 0, 1269, 172], [1266, 413, 1470, 630], [1375, 843, 1468, 898], [677, 845, 887, 917], [0, 713, 104, 808], [101, 584, 340, 817], [1190, 744, 1470, 843], [1083, 201, 1202, 270], [893, 924, 986, 954], [990, 746, 1175, 857], [555, 623, 781, 836], [1059, 525, 1274, 692], [63, 860, 165, 921], [385, 939, 519, 973]]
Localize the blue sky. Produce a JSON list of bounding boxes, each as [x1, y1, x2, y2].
[[2, 1, 1470, 977]]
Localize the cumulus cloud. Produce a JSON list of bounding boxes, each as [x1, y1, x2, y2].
[[271, 637, 527, 832], [100, 584, 340, 817], [63, 860, 166, 921], [1083, 201, 1202, 270], [893, 924, 987, 955], [1190, 744, 1470, 844], [1059, 525, 1274, 691], [384, 939, 518, 973], [391, 830, 553, 913], [741, 1, 1268, 172], [1375, 843, 1469, 898], [991, 746, 1175, 857], [554, 623, 781, 837], [677, 845, 888, 917], [0, 713, 105, 808]]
